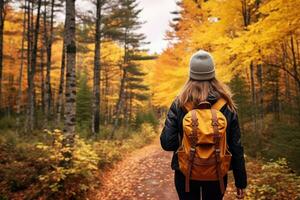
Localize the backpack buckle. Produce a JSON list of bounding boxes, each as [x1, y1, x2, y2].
[[191, 121, 198, 127]]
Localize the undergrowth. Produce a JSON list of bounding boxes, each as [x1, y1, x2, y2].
[[245, 158, 300, 200], [0, 123, 157, 199]]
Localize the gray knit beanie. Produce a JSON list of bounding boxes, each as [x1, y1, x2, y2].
[[189, 50, 215, 80]]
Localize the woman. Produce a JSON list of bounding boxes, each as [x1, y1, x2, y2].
[[160, 50, 247, 200]]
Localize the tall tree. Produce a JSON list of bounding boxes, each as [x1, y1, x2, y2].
[[57, 22, 66, 124], [290, 35, 300, 111], [108, 0, 152, 137], [0, 0, 3, 109], [0, 0, 8, 109], [26, 0, 42, 132], [16, 0, 27, 131], [40, 0, 48, 115], [257, 61, 264, 130], [63, 0, 76, 166], [249, 61, 257, 133], [92, 0, 103, 135], [81, 0, 114, 135], [124, 65, 149, 124], [44, 0, 55, 123]]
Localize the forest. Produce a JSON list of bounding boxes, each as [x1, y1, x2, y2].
[[0, 0, 299, 199]]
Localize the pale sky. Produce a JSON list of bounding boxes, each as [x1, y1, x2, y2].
[[76, 0, 178, 54], [14, 0, 178, 53], [136, 0, 178, 53]]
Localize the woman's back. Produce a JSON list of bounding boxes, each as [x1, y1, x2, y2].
[[160, 50, 247, 200]]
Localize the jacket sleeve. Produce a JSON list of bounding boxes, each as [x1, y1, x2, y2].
[[160, 99, 180, 151], [227, 111, 247, 189]]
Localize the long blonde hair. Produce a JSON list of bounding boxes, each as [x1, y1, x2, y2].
[[177, 78, 237, 112]]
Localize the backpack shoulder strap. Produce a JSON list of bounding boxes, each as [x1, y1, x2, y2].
[[211, 98, 227, 110]]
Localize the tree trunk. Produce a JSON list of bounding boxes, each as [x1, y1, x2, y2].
[[41, 2, 48, 115], [101, 72, 105, 124], [290, 34, 300, 123], [25, 0, 31, 133], [257, 63, 263, 130], [111, 68, 127, 138], [0, 0, 5, 109], [296, 38, 300, 124], [63, 0, 76, 167], [40, 46, 45, 113], [123, 82, 127, 126], [92, 0, 102, 135], [57, 26, 66, 124], [44, 0, 55, 124], [111, 29, 128, 138], [26, 0, 42, 132], [280, 42, 290, 123], [42, 1, 46, 116], [250, 61, 257, 134], [274, 78, 280, 120], [291, 35, 298, 86], [129, 89, 133, 124], [104, 65, 109, 125], [16, 0, 27, 132], [284, 71, 291, 100], [241, 0, 251, 27], [7, 75, 14, 116]]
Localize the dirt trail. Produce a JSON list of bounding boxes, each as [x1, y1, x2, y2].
[[92, 138, 236, 200]]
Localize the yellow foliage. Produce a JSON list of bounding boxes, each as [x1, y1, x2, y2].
[[36, 130, 100, 195], [151, 0, 300, 107]]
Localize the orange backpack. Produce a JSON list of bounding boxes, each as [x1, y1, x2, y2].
[[177, 98, 232, 194]]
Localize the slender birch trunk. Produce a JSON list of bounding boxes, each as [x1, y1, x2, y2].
[[63, 0, 76, 167]]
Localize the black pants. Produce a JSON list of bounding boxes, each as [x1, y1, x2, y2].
[[174, 170, 228, 200]]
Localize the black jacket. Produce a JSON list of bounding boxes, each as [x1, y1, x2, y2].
[[160, 96, 247, 189]]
